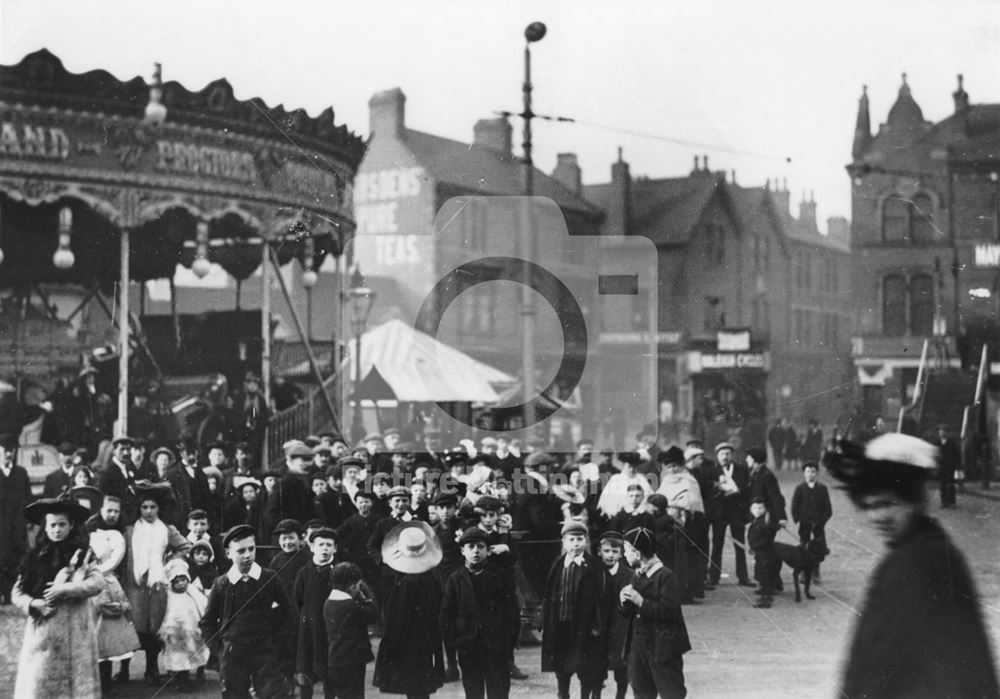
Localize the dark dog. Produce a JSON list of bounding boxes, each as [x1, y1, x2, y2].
[[772, 539, 828, 602]]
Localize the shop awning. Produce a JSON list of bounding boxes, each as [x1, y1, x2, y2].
[[349, 319, 515, 402]]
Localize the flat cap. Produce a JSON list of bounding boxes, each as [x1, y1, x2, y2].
[[561, 520, 588, 537], [273, 518, 303, 536], [222, 524, 255, 549], [714, 442, 734, 454], [458, 527, 489, 546], [747, 447, 767, 464]]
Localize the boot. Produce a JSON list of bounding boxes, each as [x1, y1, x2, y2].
[[113, 659, 130, 684], [145, 649, 162, 685], [99, 661, 113, 697]]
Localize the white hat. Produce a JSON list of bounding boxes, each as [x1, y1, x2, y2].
[[864, 433, 938, 470], [683, 447, 704, 462], [381, 520, 443, 574], [165, 557, 191, 582], [89, 529, 126, 574]]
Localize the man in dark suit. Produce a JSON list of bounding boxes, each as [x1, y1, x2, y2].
[[97, 436, 139, 522], [42, 441, 77, 498], [708, 442, 752, 586], [167, 437, 211, 531], [745, 447, 787, 524], [265, 443, 316, 532], [0, 436, 31, 604], [440, 527, 520, 699], [936, 425, 961, 508]]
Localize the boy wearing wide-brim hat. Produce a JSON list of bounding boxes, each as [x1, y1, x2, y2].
[[200, 524, 295, 699], [619, 526, 691, 699], [827, 434, 1000, 698], [541, 520, 612, 699], [365, 485, 413, 569], [373, 520, 446, 696], [440, 527, 520, 699]]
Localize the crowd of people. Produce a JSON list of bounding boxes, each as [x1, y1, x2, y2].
[[1, 418, 998, 699]]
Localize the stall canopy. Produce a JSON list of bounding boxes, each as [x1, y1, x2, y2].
[[339, 319, 515, 403]]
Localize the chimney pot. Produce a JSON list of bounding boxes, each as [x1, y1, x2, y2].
[[369, 88, 406, 139], [473, 117, 513, 158]]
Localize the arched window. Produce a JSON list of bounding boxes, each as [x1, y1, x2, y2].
[[911, 194, 935, 244], [883, 275, 907, 336], [883, 197, 909, 243], [910, 274, 934, 335]]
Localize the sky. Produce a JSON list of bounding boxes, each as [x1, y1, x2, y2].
[[3, 0, 998, 230]]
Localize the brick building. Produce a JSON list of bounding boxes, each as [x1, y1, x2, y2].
[[848, 74, 1000, 424], [352, 88, 608, 444], [583, 154, 852, 447]]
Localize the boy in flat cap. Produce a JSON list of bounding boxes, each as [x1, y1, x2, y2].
[[366, 486, 413, 569], [746, 498, 781, 608], [292, 527, 343, 699], [432, 492, 464, 683], [541, 521, 612, 699], [828, 434, 1000, 698], [620, 526, 690, 699], [272, 519, 310, 590], [440, 527, 520, 699], [201, 524, 295, 699]]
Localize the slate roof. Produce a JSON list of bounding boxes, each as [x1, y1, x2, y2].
[[583, 174, 722, 245], [404, 129, 601, 216]]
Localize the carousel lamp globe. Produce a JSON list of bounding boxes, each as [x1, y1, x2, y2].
[[192, 256, 212, 279], [302, 269, 318, 288], [0, 247, 5, 265], [52, 247, 75, 270]]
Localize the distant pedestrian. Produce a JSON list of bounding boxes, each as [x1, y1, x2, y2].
[[935, 425, 960, 508], [767, 420, 786, 471], [0, 436, 31, 605], [827, 434, 1000, 698]]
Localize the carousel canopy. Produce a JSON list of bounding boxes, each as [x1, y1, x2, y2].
[[0, 50, 366, 290], [328, 319, 515, 403]]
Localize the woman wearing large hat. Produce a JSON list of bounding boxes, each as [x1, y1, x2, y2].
[[12, 496, 103, 698], [373, 520, 446, 698], [122, 481, 191, 686], [827, 434, 1000, 698]]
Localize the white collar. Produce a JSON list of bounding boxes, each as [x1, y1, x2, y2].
[[227, 562, 262, 584], [187, 532, 209, 543], [564, 553, 586, 568], [478, 523, 496, 534], [607, 562, 620, 576], [639, 556, 664, 578]]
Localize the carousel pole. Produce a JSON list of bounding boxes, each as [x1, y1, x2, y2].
[[261, 236, 272, 416], [117, 225, 130, 439]]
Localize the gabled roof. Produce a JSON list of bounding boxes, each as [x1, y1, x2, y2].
[[404, 129, 600, 216], [583, 174, 723, 245], [732, 186, 848, 253]]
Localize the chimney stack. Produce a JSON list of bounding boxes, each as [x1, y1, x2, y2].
[[799, 191, 818, 233], [827, 216, 850, 245], [608, 147, 631, 236], [473, 117, 513, 159], [369, 88, 406, 139], [552, 153, 582, 195], [953, 74, 970, 114]]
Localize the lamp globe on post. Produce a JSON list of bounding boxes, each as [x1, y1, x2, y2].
[[348, 264, 376, 444], [53, 206, 75, 270]]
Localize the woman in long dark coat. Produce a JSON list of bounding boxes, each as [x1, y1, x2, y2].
[[829, 434, 1000, 699], [373, 521, 445, 699]]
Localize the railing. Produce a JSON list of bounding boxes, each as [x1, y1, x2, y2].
[[960, 344, 989, 487], [264, 369, 341, 469], [897, 338, 930, 433]]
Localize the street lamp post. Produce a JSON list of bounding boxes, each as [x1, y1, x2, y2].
[[520, 21, 546, 434], [348, 264, 376, 445]]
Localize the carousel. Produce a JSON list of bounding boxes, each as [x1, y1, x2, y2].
[[0, 50, 364, 473]]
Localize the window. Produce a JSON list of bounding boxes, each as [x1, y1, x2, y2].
[[911, 194, 935, 244], [882, 194, 937, 244], [883, 275, 907, 336], [910, 275, 934, 335], [460, 286, 496, 336]]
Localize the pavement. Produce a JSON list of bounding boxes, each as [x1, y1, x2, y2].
[[3, 469, 1000, 699]]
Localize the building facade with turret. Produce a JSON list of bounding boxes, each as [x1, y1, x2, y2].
[[848, 74, 1000, 426]]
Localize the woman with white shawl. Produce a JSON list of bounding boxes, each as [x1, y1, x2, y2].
[[596, 452, 654, 519], [123, 481, 190, 686]]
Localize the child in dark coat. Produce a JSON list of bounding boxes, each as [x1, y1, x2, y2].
[[292, 527, 343, 699], [187, 540, 219, 595], [440, 527, 520, 699], [598, 531, 635, 699], [747, 498, 781, 608], [323, 562, 379, 699]]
